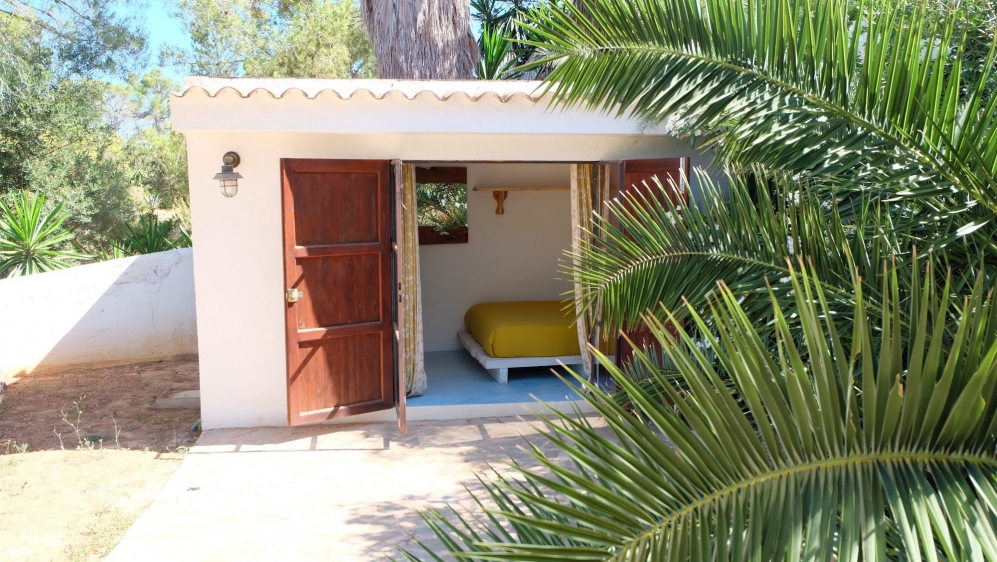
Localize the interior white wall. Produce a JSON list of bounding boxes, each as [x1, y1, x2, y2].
[[419, 163, 572, 352]]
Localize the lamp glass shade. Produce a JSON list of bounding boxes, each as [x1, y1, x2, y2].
[[213, 167, 243, 198], [219, 177, 239, 197]]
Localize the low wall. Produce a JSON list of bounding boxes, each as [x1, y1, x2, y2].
[[0, 248, 197, 378]]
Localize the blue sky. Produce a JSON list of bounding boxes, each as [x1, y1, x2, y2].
[[141, 2, 191, 81]]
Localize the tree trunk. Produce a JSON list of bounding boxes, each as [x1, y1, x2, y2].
[[360, 0, 479, 79]]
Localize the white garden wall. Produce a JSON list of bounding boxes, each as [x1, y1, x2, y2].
[[0, 249, 197, 378]]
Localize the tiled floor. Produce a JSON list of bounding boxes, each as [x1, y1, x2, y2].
[[408, 350, 586, 406]]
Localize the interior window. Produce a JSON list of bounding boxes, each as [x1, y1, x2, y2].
[[416, 167, 468, 245]]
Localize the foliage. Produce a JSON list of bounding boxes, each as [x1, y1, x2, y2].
[[1, 12, 186, 255], [416, 183, 467, 233], [0, 0, 148, 77], [166, 0, 376, 78], [523, 0, 997, 218], [518, 0, 997, 333], [405, 262, 997, 560], [566, 170, 905, 332], [0, 191, 88, 277], [118, 215, 189, 256], [476, 24, 517, 80], [472, 0, 557, 79]]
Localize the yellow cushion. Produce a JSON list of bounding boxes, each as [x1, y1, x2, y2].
[[465, 301, 579, 358]]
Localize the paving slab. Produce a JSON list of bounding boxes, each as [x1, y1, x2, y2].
[[106, 415, 606, 561], [152, 389, 200, 409]]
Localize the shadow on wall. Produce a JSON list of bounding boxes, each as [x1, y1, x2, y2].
[[0, 248, 198, 379]]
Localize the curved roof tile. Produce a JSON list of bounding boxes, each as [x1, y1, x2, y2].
[[174, 77, 551, 103]]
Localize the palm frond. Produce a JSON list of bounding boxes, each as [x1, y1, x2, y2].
[[521, 0, 997, 219], [564, 168, 898, 333], [406, 260, 997, 560]]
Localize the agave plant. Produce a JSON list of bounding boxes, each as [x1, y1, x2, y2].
[[0, 191, 89, 277], [119, 215, 183, 255], [403, 261, 997, 560]]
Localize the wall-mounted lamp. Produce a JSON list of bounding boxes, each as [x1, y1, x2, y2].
[[213, 152, 243, 197]]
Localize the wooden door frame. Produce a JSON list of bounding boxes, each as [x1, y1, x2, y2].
[[281, 158, 396, 426]]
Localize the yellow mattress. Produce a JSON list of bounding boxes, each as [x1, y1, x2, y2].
[[465, 301, 579, 358]]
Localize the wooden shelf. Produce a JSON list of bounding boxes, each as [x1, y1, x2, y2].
[[472, 186, 569, 192], [473, 186, 569, 214]]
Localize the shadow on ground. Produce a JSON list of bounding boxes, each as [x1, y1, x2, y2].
[[106, 415, 608, 561]]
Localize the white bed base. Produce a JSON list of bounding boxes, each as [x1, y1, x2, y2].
[[458, 331, 597, 384]]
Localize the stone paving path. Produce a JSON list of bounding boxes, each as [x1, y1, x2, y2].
[[106, 415, 605, 561]]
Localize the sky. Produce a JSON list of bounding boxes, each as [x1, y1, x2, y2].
[[141, 2, 191, 81]]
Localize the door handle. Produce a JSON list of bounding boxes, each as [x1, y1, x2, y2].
[[286, 289, 302, 303]]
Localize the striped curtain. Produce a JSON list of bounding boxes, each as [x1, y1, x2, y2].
[[401, 164, 428, 396], [570, 163, 612, 379]]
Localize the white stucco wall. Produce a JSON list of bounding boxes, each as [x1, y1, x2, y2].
[[181, 131, 714, 429], [173, 79, 723, 429], [0, 249, 197, 378], [420, 163, 573, 352]]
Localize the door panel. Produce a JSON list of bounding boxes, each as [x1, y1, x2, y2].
[[295, 334, 383, 414], [296, 255, 381, 328], [292, 172, 380, 245], [282, 159, 395, 426], [618, 157, 690, 211], [614, 157, 691, 369]]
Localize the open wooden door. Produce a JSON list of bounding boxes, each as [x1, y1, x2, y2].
[[281, 159, 396, 426], [613, 157, 691, 368], [391, 160, 407, 433]]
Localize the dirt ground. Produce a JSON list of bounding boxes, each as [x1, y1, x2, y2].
[[0, 358, 201, 561], [0, 357, 201, 452], [1, 449, 184, 561]]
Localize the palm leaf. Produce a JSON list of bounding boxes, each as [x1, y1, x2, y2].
[[520, 0, 997, 227], [564, 167, 900, 333], [403, 260, 997, 560]]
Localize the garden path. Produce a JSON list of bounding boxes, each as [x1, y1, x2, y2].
[[105, 415, 606, 561]]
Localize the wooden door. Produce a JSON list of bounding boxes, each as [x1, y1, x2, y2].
[[614, 158, 690, 368], [618, 157, 690, 212], [282, 159, 395, 426]]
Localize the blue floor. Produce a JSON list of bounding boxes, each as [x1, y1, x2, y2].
[[407, 350, 586, 406]]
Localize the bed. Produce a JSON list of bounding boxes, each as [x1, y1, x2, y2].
[[458, 301, 614, 384]]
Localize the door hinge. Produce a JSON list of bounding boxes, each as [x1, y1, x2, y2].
[[286, 288, 302, 303]]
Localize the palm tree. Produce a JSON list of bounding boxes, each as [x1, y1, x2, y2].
[[360, 0, 479, 78], [395, 0, 997, 557], [403, 262, 997, 559], [0, 191, 89, 277], [521, 0, 997, 331]]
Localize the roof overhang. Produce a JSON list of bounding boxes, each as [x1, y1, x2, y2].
[[170, 77, 673, 137]]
